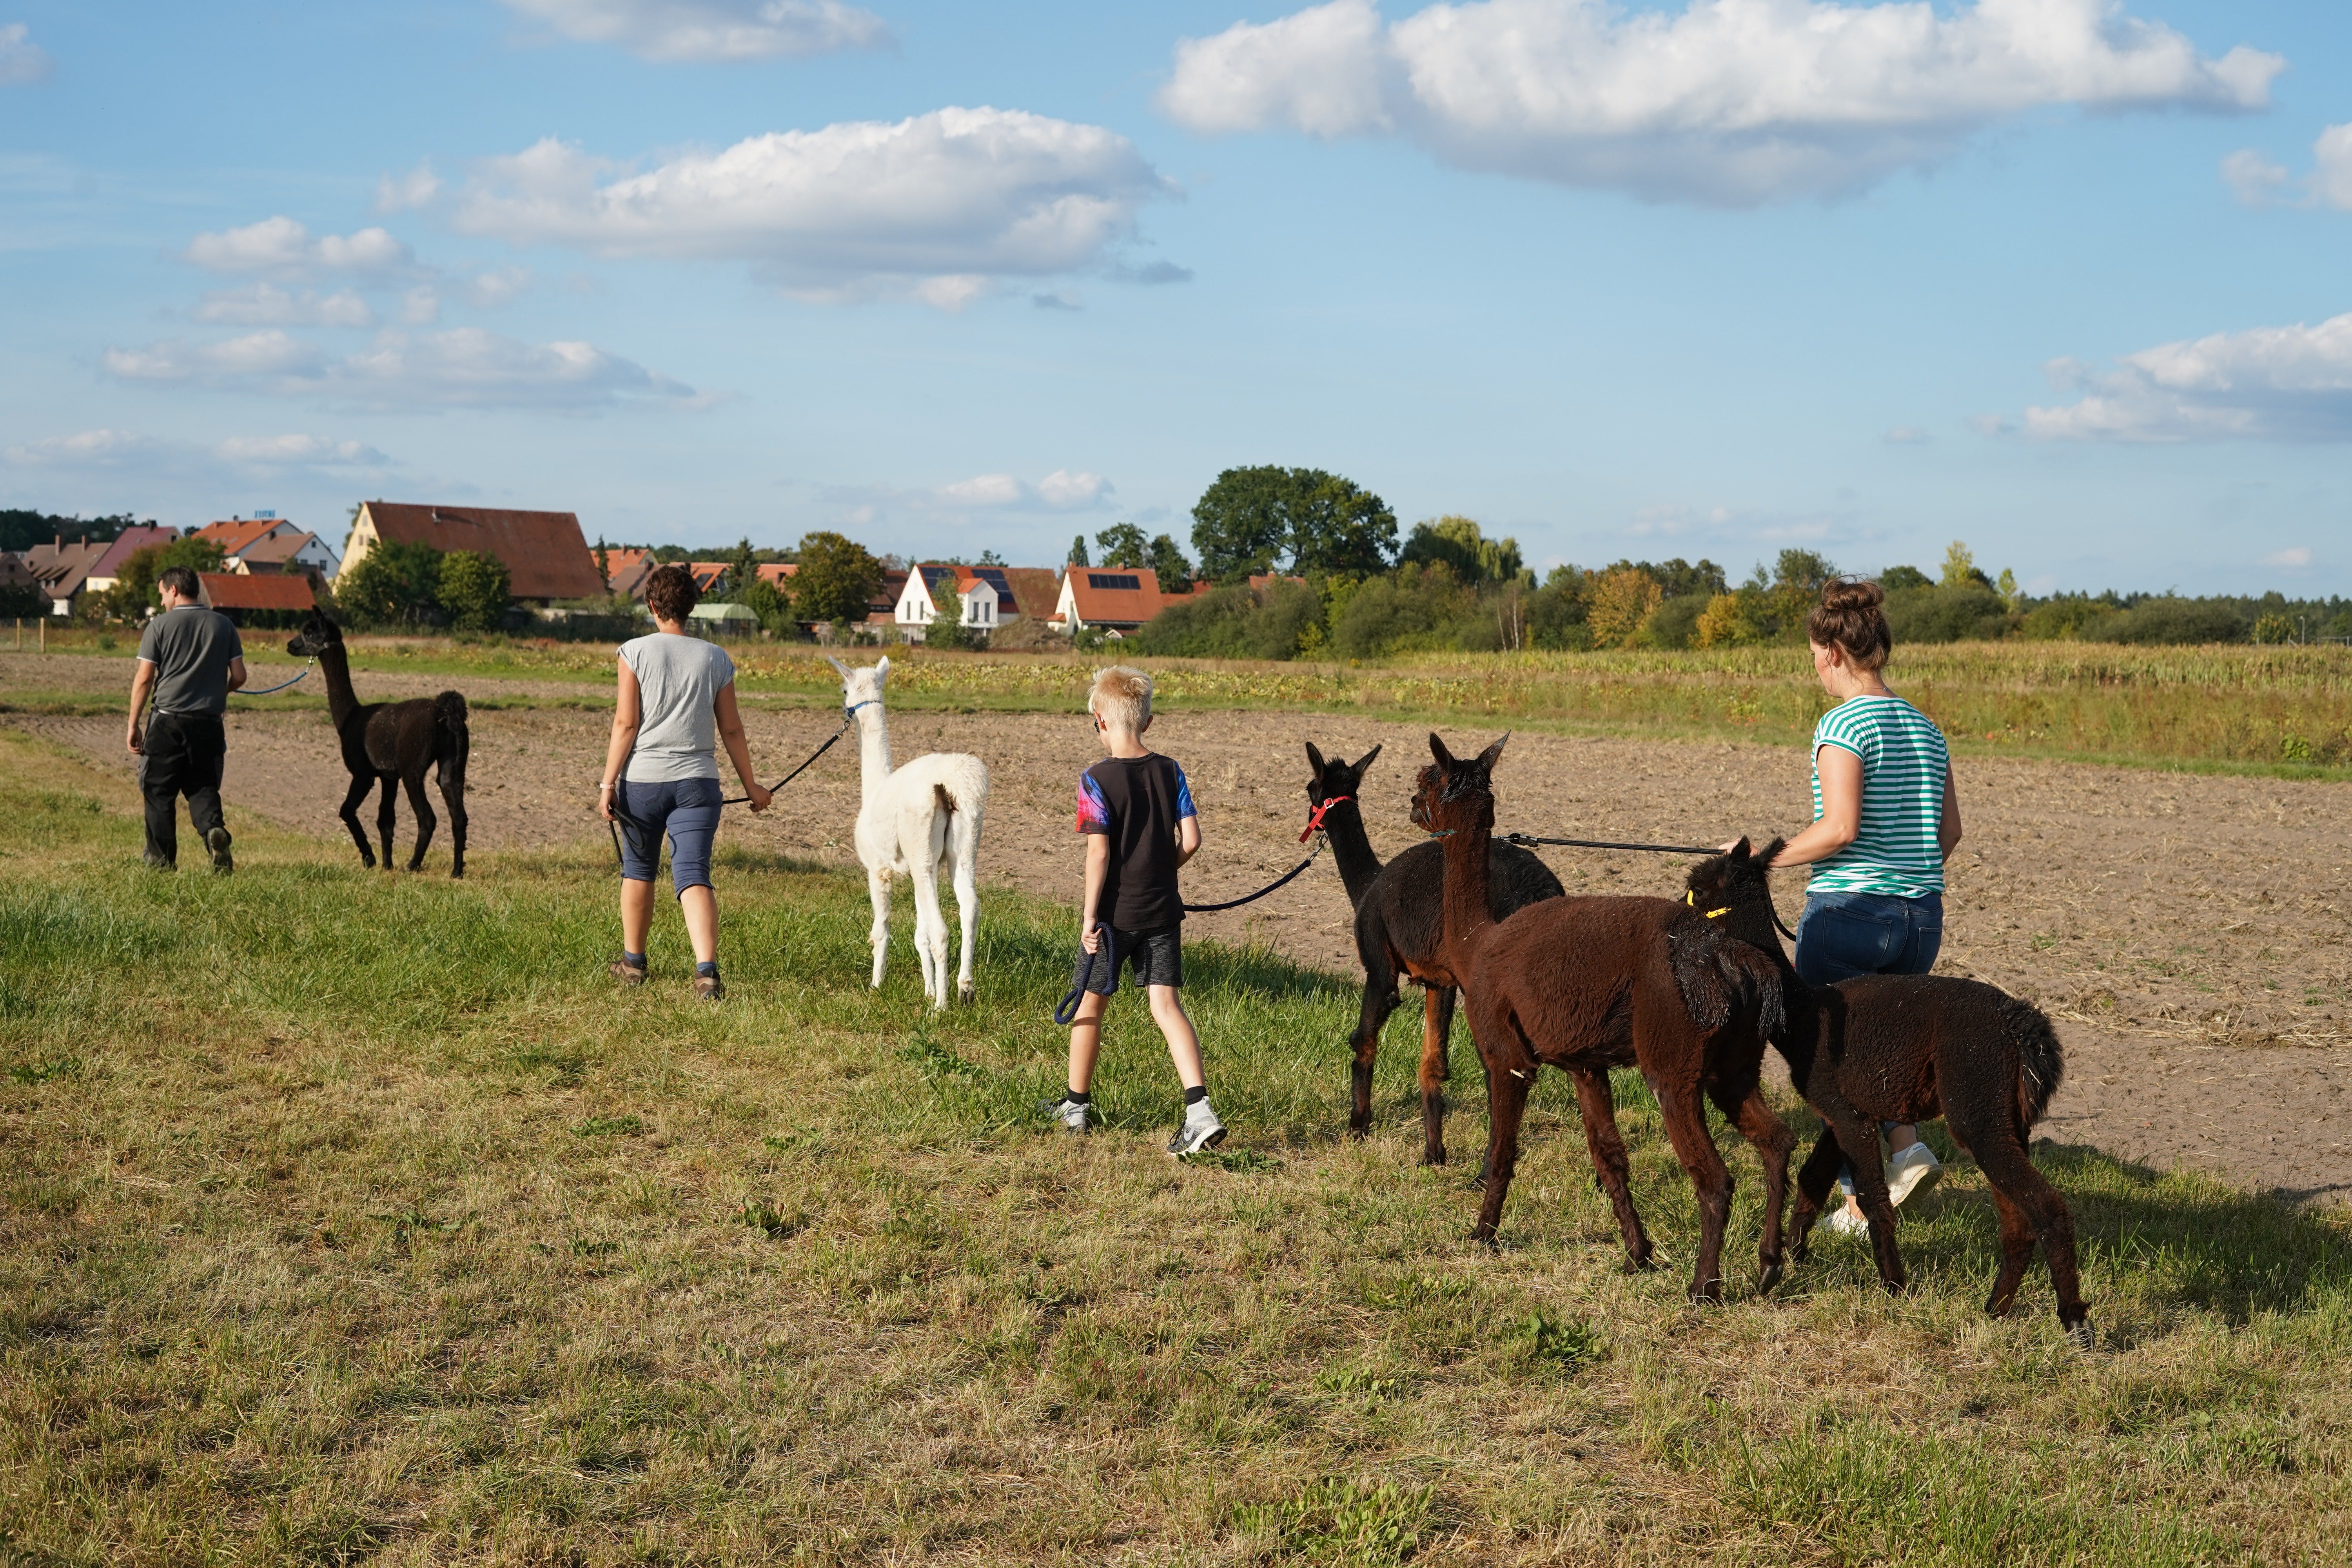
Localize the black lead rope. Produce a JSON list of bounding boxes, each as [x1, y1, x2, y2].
[[1504, 831, 1721, 855], [1180, 836, 1325, 914], [1054, 926, 1115, 1026]]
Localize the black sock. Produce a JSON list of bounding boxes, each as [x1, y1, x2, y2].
[[624, 950, 646, 967], [1183, 1085, 1208, 1106], [1065, 1089, 1091, 1104], [695, 961, 718, 978]]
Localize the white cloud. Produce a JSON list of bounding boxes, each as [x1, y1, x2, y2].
[[193, 283, 377, 328], [1883, 425, 1929, 444], [4, 428, 395, 476], [399, 285, 441, 325], [449, 108, 1176, 303], [101, 327, 696, 410], [2021, 313, 2352, 443], [465, 266, 534, 308], [376, 161, 441, 213], [0, 21, 51, 84], [1161, 0, 2282, 203], [2224, 124, 2352, 210], [184, 216, 418, 279], [499, 0, 889, 60], [823, 468, 1117, 526], [2263, 546, 2314, 570], [938, 470, 1113, 510]]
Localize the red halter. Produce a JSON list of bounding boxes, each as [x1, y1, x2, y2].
[[1300, 794, 1352, 843]]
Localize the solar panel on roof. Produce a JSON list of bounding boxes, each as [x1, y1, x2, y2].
[[1087, 572, 1141, 590]]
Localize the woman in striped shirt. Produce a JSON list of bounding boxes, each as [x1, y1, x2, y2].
[[1762, 577, 1963, 1232]]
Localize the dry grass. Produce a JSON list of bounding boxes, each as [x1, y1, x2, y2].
[[4, 726, 2352, 1564]]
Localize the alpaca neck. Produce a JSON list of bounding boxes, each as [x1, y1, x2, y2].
[[1324, 799, 1383, 907], [1436, 793, 1499, 974], [853, 706, 895, 806], [318, 641, 360, 726]]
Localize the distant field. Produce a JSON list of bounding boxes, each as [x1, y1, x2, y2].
[[13, 630, 2352, 782], [4, 726, 2350, 1563]]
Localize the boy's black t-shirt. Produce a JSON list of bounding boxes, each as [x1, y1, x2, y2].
[[1076, 753, 1197, 931]]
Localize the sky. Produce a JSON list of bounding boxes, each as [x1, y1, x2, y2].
[[1, 0, 2347, 595]]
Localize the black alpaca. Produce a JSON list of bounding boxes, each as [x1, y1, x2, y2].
[[287, 610, 470, 877], [1307, 742, 1563, 1165], [1686, 840, 2087, 1340]]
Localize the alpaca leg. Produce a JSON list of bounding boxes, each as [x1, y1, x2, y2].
[[1468, 1032, 1536, 1247], [439, 762, 466, 880], [947, 808, 981, 1005], [339, 773, 376, 867], [374, 776, 399, 869], [1827, 1103, 1907, 1293], [402, 769, 437, 872], [1717, 1082, 1796, 1293], [1788, 1129, 1848, 1265], [907, 855, 947, 1010], [1656, 1078, 1735, 1303], [1954, 1117, 2091, 1339], [1571, 1068, 1653, 1272], [866, 865, 892, 991], [1347, 953, 1401, 1142], [1419, 986, 1458, 1167]]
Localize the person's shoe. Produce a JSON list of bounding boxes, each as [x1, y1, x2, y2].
[[693, 973, 726, 1002], [1167, 1100, 1228, 1158], [1885, 1141, 1944, 1207], [609, 956, 648, 987], [143, 852, 175, 873], [1040, 1096, 1094, 1134], [1817, 1205, 1870, 1238], [205, 827, 233, 875]]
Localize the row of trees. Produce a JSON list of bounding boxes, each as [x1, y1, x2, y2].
[[590, 531, 890, 639], [336, 542, 513, 632]]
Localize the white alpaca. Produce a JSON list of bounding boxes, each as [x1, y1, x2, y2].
[[828, 656, 990, 1008]]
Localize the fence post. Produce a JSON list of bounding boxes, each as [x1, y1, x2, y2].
[[40, 615, 47, 653]]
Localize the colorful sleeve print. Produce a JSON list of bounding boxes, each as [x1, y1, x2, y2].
[[1076, 771, 1111, 834], [1173, 763, 1197, 821]]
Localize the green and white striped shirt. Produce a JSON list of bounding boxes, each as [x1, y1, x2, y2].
[[1808, 694, 1949, 898]]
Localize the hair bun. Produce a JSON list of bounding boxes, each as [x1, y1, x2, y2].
[[1820, 577, 1884, 613]]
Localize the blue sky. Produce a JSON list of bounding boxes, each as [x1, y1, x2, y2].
[[2, 0, 2347, 593]]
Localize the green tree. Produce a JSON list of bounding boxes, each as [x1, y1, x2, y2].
[[1147, 533, 1193, 593], [1879, 564, 1933, 591], [1094, 523, 1150, 568], [96, 536, 227, 619], [1401, 517, 1525, 585], [790, 531, 886, 628], [724, 537, 759, 601], [1190, 466, 1397, 583], [337, 541, 444, 628], [1940, 540, 1992, 591], [738, 575, 793, 637], [926, 609, 976, 650], [436, 550, 512, 633], [1067, 535, 1089, 567], [593, 535, 612, 591]]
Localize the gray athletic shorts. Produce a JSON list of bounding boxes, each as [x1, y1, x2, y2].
[[1081, 923, 1183, 994]]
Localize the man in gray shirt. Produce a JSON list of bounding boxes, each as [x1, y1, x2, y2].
[[127, 565, 247, 871]]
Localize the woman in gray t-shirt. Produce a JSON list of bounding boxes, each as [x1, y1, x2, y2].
[[598, 564, 770, 999]]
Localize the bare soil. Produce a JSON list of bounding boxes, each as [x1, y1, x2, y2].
[[11, 656, 2349, 1203]]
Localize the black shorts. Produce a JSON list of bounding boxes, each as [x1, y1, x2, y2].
[[1080, 923, 1183, 995]]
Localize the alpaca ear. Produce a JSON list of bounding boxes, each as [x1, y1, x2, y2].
[[1731, 835, 1753, 858], [1358, 742, 1381, 775], [1305, 741, 1326, 778], [1428, 732, 1456, 768], [875, 655, 891, 681], [1474, 732, 1511, 773], [824, 655, 851, 679]]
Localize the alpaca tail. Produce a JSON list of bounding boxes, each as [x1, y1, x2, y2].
[[2003, 992, 2066, 1129], [433, 690, 469, 788]]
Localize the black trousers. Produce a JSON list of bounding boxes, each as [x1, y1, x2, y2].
[[139, 711, 226, 867]]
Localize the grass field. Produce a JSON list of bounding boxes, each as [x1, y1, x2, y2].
[[14, 628, 2350, 783], [5, 726, 2352, 1563]]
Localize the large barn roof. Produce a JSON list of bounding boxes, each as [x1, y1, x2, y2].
[[199, 572, 317, 612], [360, 503, 603, 601]]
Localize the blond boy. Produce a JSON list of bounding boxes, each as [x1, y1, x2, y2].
[[1042, 666, 1225, 1154]]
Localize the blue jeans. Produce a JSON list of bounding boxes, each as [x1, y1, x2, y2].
[[613, 776, 722, 896], [1796, 890, 1943, 1168], [1793, 890, 1942, 987]]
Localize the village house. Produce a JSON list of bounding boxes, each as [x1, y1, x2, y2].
[[342, 502, 604, 606], [81, 524, 182, 597], [197, 570, 318, 626], [1052, 566, 1203, 635], [895, 563, 1003, 642], [19, 536, 114, 617], [193, 515, 341, 581]]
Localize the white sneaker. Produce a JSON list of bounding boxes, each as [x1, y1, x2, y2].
[[1167, 1100, 1227, 1157], [1818, 1205, 1869, 1238], [1040, 1096, 1093, 1134], [1885, 1141, 1944, 1207]]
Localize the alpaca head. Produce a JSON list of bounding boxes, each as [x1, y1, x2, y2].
[[1303, 740, 1380, 812], [824, 653, 889, 717], [1684, 837, 1785, 914], [1409, 731, 1508, 837], [286, 609, 343, 659]]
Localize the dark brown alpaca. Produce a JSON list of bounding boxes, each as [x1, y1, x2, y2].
[[1307, 742, 1563, 1163], [1684, 841, 2087, 1340], [1412, 733, 1795, 1300], [287, 610, 470, 877]]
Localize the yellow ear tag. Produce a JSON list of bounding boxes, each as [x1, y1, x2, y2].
[[1704, 906, 1731, 919], [1684, 890, 1696, 906]]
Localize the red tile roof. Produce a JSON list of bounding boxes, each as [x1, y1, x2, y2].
[[90, 526, 183, 580], [998, 566, 1060, 620], [688, 562, 728, 592], [1060, 567, 1201, 629], [359, 503, 603, 600], [199, 572, 317, 611], [194, 518, 285, 556], [757, 563, 798, 585]]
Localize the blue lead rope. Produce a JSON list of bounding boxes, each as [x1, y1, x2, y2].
[[1053, 925, 1116, 1026], [238, 659, 315, 697]]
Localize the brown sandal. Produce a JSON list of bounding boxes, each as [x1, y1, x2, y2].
[[693, 973, 726, 1002], [610, 956, 648, 986]]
